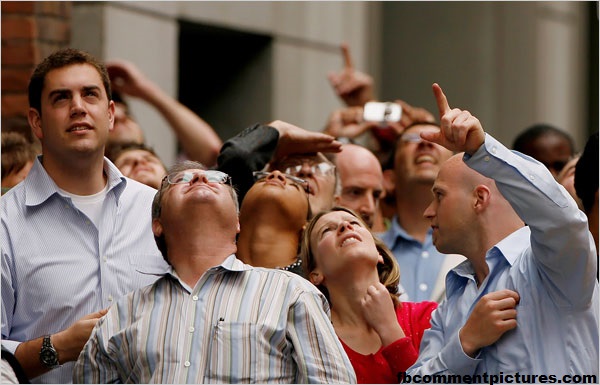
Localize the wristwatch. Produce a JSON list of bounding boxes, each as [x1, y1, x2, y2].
[[39, 335, 60, 368]]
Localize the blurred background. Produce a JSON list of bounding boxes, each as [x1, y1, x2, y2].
[[2, 1, 597, 166]]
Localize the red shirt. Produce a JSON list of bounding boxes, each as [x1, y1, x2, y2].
[[340, 301, 438, 384]]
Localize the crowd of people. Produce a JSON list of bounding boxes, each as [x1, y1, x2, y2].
[[1, 46, 598, 384]]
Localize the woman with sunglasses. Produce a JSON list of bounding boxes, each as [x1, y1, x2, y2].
[[236, 170, 311, 277], [299, 206, 437, 383]]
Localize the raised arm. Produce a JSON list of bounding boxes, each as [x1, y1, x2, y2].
[[106, 60, 222, 167], [424, 83, 596, 306], [327, 44, 375, 107]]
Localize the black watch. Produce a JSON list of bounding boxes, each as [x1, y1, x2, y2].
[[39, 335, 60, 368]]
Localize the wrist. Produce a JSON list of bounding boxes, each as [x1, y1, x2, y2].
[[51, 330, 75, 363], [458, 328, 479, 357]]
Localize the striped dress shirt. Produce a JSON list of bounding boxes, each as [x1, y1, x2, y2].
[[1, 156, 169, 383], [74, 255, 357, 384]]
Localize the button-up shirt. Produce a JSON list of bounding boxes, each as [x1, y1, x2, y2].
[[408, 134, 599, 376], [1, 156, 168, 383], [74, 255, 356, 384], [379, 221, 447, 302]]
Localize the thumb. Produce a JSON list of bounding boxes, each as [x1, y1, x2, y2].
[[420, 129, 443, 145]]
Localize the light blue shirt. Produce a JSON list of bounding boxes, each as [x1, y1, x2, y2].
[[408, 134, 599, 376], [74, 255, 356, 384], [1, 156, 169, 384], [379, 220, 446, 302]]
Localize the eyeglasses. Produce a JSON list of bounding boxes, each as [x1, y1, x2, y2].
[[165, 169, 231, 185], [253, 171, 309, 192], [401, 132, 425, 144], [274, 159, 335, 178]]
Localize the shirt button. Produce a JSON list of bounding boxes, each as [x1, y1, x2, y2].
[[103, 255, 108, 262], [192, 295, 199, 301], [419, 283, 428, 292], [108, 295, 114, 302], [189, 326, 195, 333], [421, 251, 429, 258], [484, 156, 490, 162], [184, 361, 190, 367], [491, 147, 497, 155], [529, 174, 535, 181]]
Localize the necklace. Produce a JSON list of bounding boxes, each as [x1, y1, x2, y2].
[[278, 257, 302, 271]]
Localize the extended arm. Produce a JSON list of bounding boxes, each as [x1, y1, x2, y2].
[[106, 60, 222, 167]]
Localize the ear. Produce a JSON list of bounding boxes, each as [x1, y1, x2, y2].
[[334, 195, 341, 205], [377, 252, 384, 265], [28, 108, 43, 140], [152, 218, 163, 237], [107, 100, 115, 132], [473, 185, 491, 213], [383, 169, 395, 192], [309, 270, 323, 286]]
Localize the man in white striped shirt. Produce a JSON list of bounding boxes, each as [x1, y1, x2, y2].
[[74, 161, 357, 383]]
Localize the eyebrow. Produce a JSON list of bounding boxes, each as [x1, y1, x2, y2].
[[48, 85, 102, 99]]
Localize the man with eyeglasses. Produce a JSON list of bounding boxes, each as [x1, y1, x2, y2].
[[74, 160, 356, 384], [379, 122, 464, 303], [1, 49, 168, 383]]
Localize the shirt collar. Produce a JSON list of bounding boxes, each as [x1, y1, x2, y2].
[[24, 155, 127, 207], [489, 226, 531, 266], [380, 215, 432, 248], [167, 254, 253, 292]]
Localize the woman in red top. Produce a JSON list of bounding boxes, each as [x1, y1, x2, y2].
[[300, 207, 438, 383]]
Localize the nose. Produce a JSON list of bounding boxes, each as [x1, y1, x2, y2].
[[295, 163, 313, 179], [337, 220, 354, 234], [423, 201, 435, 220], [69, 95, 86, 118], [190, 171, 209, 185], [266, 170, 287, 184]]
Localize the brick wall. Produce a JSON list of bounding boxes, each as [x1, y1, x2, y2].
[[1, 1, 71, 140]]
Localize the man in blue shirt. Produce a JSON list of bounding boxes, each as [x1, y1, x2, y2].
[[1, 48, 169, 383], [379, 122, 463, 302], [407, 83, 598, 377]]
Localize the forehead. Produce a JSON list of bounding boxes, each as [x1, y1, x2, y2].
[[116, 149, 159, 163], [275, 153, 331, 168], [315, 210, 356, 228], [404, 123, 439, 135], [43, 63, 104, 93]]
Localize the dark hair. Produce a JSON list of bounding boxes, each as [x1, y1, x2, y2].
[[1, 131, 41, 179], [512, 124, 575, 155], [299, 206, 401, 308], [28, 48, 112, 114], [574, 132, 599, 214], [151, 161, 239, 263]]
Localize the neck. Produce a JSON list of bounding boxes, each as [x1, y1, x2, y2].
[[394, 183, 434, 242], [166, 224, 238, 288], [41, 151, 107, 195], [326, 269, 381, 327], [237, 222, 300, 268]]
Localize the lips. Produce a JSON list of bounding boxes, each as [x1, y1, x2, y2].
[[67, 123, 93, 132], [339, 233, 362, 247], [415, 154, 436, 164]]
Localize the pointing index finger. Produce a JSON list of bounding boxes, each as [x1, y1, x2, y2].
[[432, 83, 451, 117], [341, 43, 353, 70]]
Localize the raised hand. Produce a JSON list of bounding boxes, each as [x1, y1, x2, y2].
[[105, 60, 155, 99], [323, 106, 380, 139], [327, 43, 375, 107], [420, 83, 485, 155], [459, 289, 520, 357], [269, 120, 343, 161], [361, 282, 406, 347]]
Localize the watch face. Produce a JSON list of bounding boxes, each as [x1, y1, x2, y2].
[[40, 347, 58, 367]]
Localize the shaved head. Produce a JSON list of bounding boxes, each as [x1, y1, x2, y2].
[[335, 144, 384, 228]]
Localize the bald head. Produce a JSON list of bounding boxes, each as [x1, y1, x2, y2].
[[425, 153, 523, 259], [335, 144, 384, 227]]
